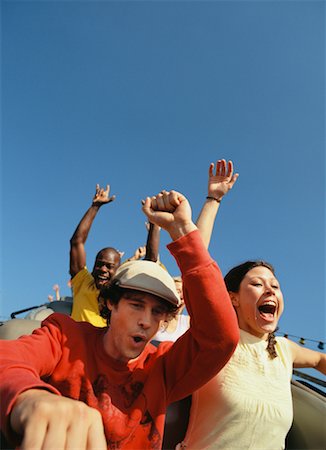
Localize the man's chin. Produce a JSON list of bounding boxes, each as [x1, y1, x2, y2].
[[95, 279, 109, 289]]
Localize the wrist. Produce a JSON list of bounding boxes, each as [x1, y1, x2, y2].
[[206, 196, 222, 203], [167, 221, 197, 241]]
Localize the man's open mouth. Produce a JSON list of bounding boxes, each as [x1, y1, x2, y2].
[[132, 335, 146, 344], [97, 275, 109, 283]]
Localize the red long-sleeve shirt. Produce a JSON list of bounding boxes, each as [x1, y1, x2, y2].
[[0, 230, 239, 449]]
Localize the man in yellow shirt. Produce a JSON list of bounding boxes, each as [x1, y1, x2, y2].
[[70, 184, 121, 327]]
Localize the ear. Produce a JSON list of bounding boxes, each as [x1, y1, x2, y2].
[[229, 292, 239, 308], [106, 300, 113, 311]]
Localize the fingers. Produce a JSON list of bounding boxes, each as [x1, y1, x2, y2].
[[142, 197, 153, 218], [169, 190, 185, 208], [18, 397, 106, 450], [93, 184, 115, 203], [42, 419, 69, 449], [227, 160, 233, 178], [86, 412, 107, 450], [216, 159, 227, 177], [209, 160, 227, 178], [148, 190, 183, 212], [64, 408, 106, 450], [20, 417, 48, 450], [209, 159, 237, 182], [155, 193, 174, 212], [141, 191, 184, 223], [208, 162, 214, 177], [229, 173, 239, 189]]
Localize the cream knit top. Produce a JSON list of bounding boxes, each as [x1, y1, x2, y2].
[[178, 330, 293, 450]]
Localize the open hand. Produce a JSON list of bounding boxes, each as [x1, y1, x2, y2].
[[207, 160, 239, 201], [92, 184, 116, 206]]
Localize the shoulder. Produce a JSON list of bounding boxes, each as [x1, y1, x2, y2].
[[154, 341, 174, 356], [72, 267, 92, 281], [276, 336, 294, 355], [71, 268, 95, 291], [41, 313, 101, 337], [276, 336, 295, 365], [276, 336, 291, 349]]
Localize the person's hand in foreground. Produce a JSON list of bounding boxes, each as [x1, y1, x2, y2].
[[10, 389, 107, 450]]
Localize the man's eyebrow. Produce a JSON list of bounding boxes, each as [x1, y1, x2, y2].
[[97, 260, 116, 265], [125, 295, 145, 302]]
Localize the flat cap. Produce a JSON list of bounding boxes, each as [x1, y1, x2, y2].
[[112, 260, 181, 307]]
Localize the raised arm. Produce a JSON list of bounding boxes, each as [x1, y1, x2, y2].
[[69, 184, 115, 278], [196, 159, 239, 249], [143, 190, 239, 402], [144, 222, 160, 262], [124, 246, 146, 262]]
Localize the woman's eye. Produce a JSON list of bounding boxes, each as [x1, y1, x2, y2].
[[252, 283, 262, 287]]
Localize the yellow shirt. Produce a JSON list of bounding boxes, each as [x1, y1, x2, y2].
[[71, 267, 106, 328], [178, 330, 293, 450]]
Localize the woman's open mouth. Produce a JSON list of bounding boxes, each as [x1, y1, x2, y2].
[[258, 301, 277, 322]]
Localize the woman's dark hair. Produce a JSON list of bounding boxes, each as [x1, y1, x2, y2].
[[224, 260, 275, 293], [224, 260, 278, 359], [98, 282, 180, 325]]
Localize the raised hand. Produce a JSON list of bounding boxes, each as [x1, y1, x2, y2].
[[92, 184, 116, 206], [52, 284, 60, 300], [142, 190, 196, 241], [134, 246, 146, 260], [207, 160, 239, 201]]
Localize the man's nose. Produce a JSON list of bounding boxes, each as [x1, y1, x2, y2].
[[138, 310, 152, 329]]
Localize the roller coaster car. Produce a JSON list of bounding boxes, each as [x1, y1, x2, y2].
[[0, 300, 325, 450]]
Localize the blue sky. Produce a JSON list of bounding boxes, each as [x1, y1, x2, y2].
[[1, 0, 325, 361]]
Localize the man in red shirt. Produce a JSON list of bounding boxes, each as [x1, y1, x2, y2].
[[0, 189, 239, 450]]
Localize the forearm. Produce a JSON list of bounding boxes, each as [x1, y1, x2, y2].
[[70, 205, 101, 245], [291, 340, 326, 375], [0, 331, 62, 440], [164, 230, 239, 401], [145, 223, 160, 261], [196, 198, 220, 249], [316, 353, 326, 375], [166, 221, 197, 241], [169, 231, 238, 342]]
